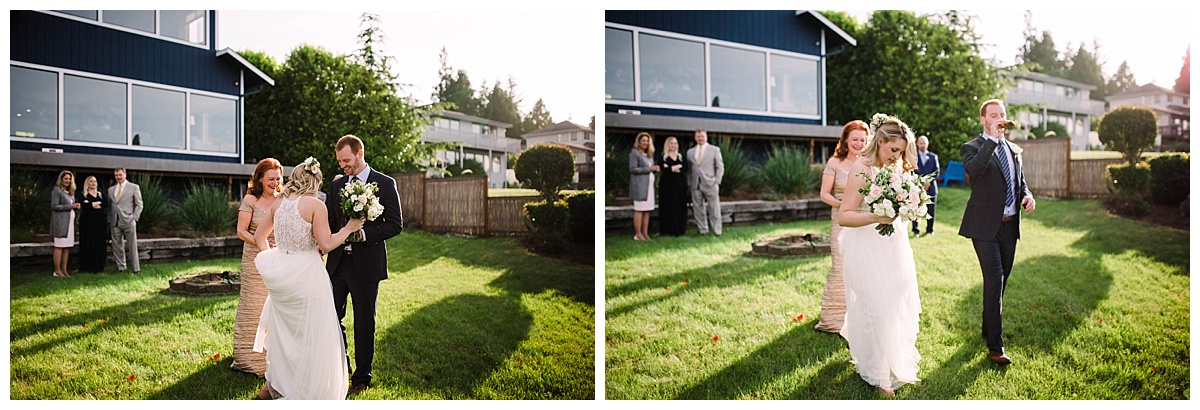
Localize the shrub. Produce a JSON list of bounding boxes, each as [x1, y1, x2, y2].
[[715, 136, 760, 195], [10, 167, 53, 231], [605, 135, 631, 202], [1106, 163, 1151, 216], [1148, 154, 1189, 206], [1030, 121, 1070, 140], [1099, 105, 1158, 167], [760, 144, 820, 199], [135, 175, 176, 234], [178, 183, 237, 237], [515, 143, 575, 202], [524, 199, 569, 253], [447, 158, 486, 178], [565, 190, 595, 244]]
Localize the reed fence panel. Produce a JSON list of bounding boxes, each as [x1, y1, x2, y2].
[[423, 176, 488, 236], [488, 196, 541, 236]]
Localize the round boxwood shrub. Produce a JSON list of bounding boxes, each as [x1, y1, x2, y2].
[[1148, 153, 1189, 206], [1099, 105, 1158, 167], [515, 143, 575, 202]]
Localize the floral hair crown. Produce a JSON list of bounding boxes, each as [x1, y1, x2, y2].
[[868, 113, 890, 136], [301, 156, 320, 175]]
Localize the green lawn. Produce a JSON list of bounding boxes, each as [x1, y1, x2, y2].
[[604, 187, 1189, 399], [10, 230, 595, 399]]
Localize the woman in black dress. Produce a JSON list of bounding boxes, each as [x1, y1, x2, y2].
[[77, 175, 109, 273], [656, 136, 690, 237]]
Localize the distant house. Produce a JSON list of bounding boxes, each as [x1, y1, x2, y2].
[[9, 10, 274, 196], [1105, 84, 1190, 149], [1004, 71, 1107, 150], [604, 10, 856, 163], [422, 110, 518, 188], [521, 121, 596, 189]]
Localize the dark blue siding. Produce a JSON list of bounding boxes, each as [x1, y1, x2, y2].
[[10, 140, 240, 163], [10, 10, 241, 95], [606, 10, 830, 56], [606, 103, 821, 126]]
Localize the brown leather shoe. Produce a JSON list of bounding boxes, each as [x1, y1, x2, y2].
[[987, 351, 1012, 365], [347, 383, 370, 396]]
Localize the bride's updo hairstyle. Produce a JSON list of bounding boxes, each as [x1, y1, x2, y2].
[[278, 157, 324, 198], [861, 116, 918, 173]]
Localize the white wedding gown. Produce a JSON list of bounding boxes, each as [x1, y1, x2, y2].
[[838, 167, 922, 391], [254, 197, 348, 400]]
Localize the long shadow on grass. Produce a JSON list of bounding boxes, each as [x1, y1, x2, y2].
[[906, 251, 1112, 399], [374, 293, 532, 399], [674, 325, 847, 399], [9, 290, 232, 358], [145, 358, 260, 400]]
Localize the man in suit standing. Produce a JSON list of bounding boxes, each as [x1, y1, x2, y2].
[[912, 135, 939, 236], [959, 99, 1036, 365], [325, 135, 404, 395], [686, 129, 724, 236], [108, 167, 142, 273]]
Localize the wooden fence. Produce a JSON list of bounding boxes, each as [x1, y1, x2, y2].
[[390, 173, 539, 237], [1011, 138, 1118, 199]]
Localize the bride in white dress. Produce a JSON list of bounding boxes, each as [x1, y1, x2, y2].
[[837, 116, 922, 398], [252, 158, 364, 400]]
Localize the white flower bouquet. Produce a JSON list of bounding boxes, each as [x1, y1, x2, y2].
[[857, 165, 936, 236], [339, 179, 384, 222]]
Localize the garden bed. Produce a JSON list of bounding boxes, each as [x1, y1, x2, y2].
[[750, 233, 830, 258], [168, 271, 240, 295]]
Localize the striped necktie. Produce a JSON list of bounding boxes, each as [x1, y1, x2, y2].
[[995, 142, 1015, 210]]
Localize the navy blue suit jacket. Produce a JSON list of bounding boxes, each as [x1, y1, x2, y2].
[[325, 169, 404, 282], [914, 150, 939, 198]]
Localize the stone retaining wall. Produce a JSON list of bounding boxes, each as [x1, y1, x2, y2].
[[604, 198, 832, 234], [10, 236, 243, 269]]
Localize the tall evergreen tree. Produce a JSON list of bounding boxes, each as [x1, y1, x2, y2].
[[1017, 12, 1066, 76], [1106, 60, 1138, 96], [481, 78, 523, 137], [1174, 46, 1190, 94], [1066, 41, 1107, 100], [432, 47, 482, 116], [521, 98, 555, 136]]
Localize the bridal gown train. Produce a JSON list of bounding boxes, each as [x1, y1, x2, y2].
[[254, 197, 348, 399], [838, 167, 922, 392]]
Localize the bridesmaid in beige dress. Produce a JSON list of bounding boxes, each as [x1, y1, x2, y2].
[[815, 121, 870, 333], [231, 158, 283, 376]]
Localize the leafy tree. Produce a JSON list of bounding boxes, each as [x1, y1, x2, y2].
[[1106, 60, 1138, 96], [1029, 121, 1070, 140], [1066, 41, 1107, 100], [1099, 105, 1158, 167], [588, 115, 595, 130], [242, 13, 443, 179], [1174, 46, 1190, 94], [515, 143, 575, 202], [827, 10, 1005, 168], [433, 47, 483, 116], [521, 98, 555, 137], [1017, 12, 1066, 76]]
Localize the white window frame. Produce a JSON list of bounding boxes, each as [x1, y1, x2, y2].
[[41, 10, 209, 49]]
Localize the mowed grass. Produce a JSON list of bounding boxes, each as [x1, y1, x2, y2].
[[9, 229, 595, 399], [604, 187, 1189, 399]]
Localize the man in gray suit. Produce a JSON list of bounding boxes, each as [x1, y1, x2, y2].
[[686, 129, 724, 236], [959, 99, 1036, 366], [108, 167, 142, 273]]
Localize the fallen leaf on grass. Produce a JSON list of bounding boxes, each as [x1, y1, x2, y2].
[[711, 335, 720, 342], [128, 375, 136, 381], [792, 314, 804, 322]]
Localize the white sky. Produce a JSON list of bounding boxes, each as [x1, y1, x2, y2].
[[217, 8, 600, 127]]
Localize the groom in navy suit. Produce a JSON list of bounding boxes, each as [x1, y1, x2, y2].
[[325, 134, 404, 395], [912, 135, 939, 236], [958, 99, 1035, 366]]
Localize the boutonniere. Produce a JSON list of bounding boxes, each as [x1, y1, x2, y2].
[[1008, 141, 1023, 157]]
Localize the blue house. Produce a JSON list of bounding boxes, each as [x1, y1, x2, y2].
[[9, 10, 273, 195], [605, 10, 856, 163]]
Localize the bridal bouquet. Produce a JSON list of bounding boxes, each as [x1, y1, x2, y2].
[[339, 179, 384, 222], [857, 166, 936, 236]]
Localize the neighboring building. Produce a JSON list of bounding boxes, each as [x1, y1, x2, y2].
[[1003, 71, 1107, 150], [1105, 84, 1190, 149], [522, 121, 596, 189], [604, 10, 856, 163], [10, 10, 274, 196], [423, 110, 518, 188]]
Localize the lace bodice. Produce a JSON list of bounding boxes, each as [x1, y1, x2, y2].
[[273, 197, 318, 253]]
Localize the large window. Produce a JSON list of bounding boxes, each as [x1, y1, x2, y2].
[[605, 23, 823, 118], [56, 10, 97, 20], [605, 28, 635, 101], [10, 66, 59, 140], [103, 10, 155, 33], [160, 10, 206, 44], [64, 74, 127, 144], [711, 45, 766, 110], [770, 54, 819, 115], [189, 94, 237, 153], [133, 85, 186, 149], [638, 33, 705, 106]]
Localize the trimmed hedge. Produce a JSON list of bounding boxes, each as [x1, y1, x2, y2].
[[1148, 154, 1189, 206], [1106, 163, 1151, 216], [524, 199, 570, 253], [565, 190, 595, 244]]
